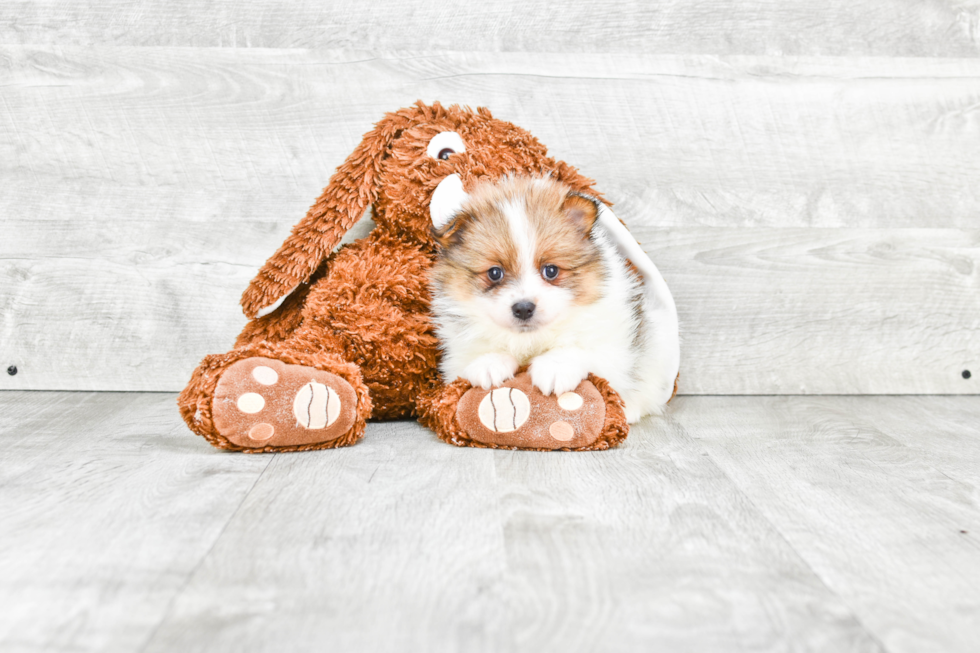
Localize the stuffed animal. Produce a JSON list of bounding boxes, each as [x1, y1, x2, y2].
[[178, 101, 675, 452]]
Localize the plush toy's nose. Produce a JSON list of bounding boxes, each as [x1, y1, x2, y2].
[[511, 301, 536, 321]]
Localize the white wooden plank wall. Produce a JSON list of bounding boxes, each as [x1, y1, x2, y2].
[[4, 1, 980, 55], [0, 4, 978, 394]]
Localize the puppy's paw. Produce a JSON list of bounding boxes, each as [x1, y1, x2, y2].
[[529, 350, 589, 396], [463, 353, 519, 390]]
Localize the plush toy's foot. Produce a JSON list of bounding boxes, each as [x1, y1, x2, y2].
[[420, 372, 629, 451], [211, 357, 361, 450]]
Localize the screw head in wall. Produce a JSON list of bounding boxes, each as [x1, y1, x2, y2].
[[7, 365, 17, 376]]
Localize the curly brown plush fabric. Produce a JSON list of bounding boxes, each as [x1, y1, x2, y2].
[[178, 101, 634, 452]]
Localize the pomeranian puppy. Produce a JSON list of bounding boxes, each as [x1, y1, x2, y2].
[[429, 176, 679, 422]]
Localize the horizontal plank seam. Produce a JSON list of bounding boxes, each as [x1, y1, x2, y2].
[[2, 46, 980, 78]]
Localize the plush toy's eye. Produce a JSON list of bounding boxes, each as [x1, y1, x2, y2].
[[542, 264, 559, 280], [427, 131, 467, 160], [487, 266, 504, 282]]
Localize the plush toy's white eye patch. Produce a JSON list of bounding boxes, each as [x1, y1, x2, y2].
[[430, 174, 469, 229], [427, 131, 466, 160]]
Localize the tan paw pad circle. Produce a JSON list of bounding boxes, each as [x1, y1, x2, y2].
[[478, 387, 530, 433], [549, 421, 575, 441], [557, 392, 583, 411], [237, 393, 265, 414], [252, 366, 279, 385], [293, 380, 342, 429], [248, 423, 275, 441]]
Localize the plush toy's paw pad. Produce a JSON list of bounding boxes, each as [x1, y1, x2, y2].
[[212, 358, 358, 449], [457, 373, 606, 450]]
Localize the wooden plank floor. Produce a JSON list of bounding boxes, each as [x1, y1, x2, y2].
[[1, 392, 978, 652]]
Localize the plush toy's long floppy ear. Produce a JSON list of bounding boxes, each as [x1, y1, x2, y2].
[[240, 113, 409, 319]]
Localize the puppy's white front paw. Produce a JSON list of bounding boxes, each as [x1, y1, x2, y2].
[[529, 350, 589, 396], [463, 353, 519, 390]]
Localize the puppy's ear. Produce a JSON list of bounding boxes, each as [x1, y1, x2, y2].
[[562, 192, 600, 235], [432, 211, 470, 251], [240, 109, 415, 319]]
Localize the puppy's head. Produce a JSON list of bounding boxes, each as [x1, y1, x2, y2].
[[432, 176, 605, 333]]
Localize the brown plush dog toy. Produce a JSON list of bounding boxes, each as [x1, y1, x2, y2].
[[178, 101, 636, 452]]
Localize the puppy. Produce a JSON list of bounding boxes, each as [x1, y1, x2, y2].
[[430, 176, 679, 423]]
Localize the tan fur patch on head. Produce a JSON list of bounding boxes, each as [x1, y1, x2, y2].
[[529, 184, 604, 306], [432, 200, 519, 302], [432, 176, 605, 306]]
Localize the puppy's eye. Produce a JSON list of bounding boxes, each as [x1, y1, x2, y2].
[[542, 264, 559, 280], [438, 148, 455, 160], [487, 266, 504, 282]]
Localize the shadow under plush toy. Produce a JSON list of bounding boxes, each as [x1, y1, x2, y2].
[[178, 101, 678, 452]]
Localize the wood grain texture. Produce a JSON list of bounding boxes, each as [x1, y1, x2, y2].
[[638, 227, 980, 396], [3, 49, 979, 229], [0, 391, 271, 653], [2, 47, 979, 393], [7, 393, 978, 652], [138, 404, 881, 653], [2, 222, 976, 394], [836, 395, 980, 485], [480, 417, 881, 652], [672, 395, 980, 653], [140, 420, 510, 653], [3, 1, 980, 56]]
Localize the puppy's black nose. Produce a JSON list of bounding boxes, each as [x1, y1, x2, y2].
[[511, 301, 536, 321]]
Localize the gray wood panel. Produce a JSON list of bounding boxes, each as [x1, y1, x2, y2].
[[3, 49, 978, 229], [6, 392, 978, 651], [2, 221, 977, 394], [836, 395, 980, 485], [637, 227, 980, 396], [139, 404, 881, 653], [672, 395, 980, 652], [141, 421, 511, 653], [2, 48, 979, 393], [481, 417, 881, 652], [0, 391, 271, 653], [4, 1, 980, 57]]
